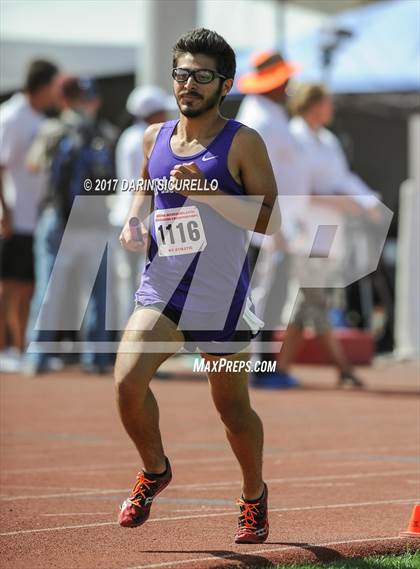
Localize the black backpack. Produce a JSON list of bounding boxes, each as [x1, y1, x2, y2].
[[49, 121, 115, 225]]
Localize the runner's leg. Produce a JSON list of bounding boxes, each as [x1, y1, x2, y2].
[[203, 350, 264, 500], [115, 308, 184, 473]]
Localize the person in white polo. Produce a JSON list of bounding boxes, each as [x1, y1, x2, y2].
[[278, 83, 381, 388], [0, 60, 58, 371]]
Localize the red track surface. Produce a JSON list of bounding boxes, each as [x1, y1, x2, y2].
[[1, 360, 419, 568]]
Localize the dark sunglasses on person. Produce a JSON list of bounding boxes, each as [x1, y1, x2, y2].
[[172, 67, 226, 84]]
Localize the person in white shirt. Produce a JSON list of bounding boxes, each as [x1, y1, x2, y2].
[[277, 83, 380, 388], [24, 76, 117, 376], [0, 60, 58, 367], [236, 51, 308, 388], [289, 83, 380, 253], [111, 86, 175, 327], [113, 86, 175, 228]]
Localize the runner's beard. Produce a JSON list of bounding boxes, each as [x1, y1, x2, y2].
[[177, 83, 223, 118]]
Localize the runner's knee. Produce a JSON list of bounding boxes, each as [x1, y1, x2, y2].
[[217, 401, 253, 433], [114, 352, 154, 399]]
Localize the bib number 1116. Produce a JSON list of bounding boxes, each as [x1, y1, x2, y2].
[[155, 206, 207, 256], [157, 220, 200, 245]]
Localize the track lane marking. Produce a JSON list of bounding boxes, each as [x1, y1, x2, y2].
[[0, 498, 415, 536], [119, 536, 410, 569], [2, 445, 417, 475], [291, 482, 354, 488], [1, 469, 417, 502], [40, 512, 112, 517], [0, 456, 233, 475], [0, 485, 98, 491]]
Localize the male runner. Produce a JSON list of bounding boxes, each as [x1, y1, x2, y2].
[[116, 28, 280, 544]]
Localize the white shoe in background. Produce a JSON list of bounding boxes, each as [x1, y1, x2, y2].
[[0, 347, 22, 373]]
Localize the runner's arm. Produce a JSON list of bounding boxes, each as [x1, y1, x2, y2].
[[228, 127, 281, 234], [172, 127, 281, 235], [119, 124, 160, 251]]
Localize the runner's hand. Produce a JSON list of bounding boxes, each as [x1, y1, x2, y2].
[[170, 162, 207, 196], [119, 221, 148, 252]]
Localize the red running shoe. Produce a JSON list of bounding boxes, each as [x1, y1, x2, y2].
[[118, 457, 172, 528], [235, 483, 269, 544]]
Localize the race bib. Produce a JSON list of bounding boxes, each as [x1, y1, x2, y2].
[[154, 206, 207, 257]]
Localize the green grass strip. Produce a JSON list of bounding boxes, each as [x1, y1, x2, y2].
[[248, 551, 420, 569]]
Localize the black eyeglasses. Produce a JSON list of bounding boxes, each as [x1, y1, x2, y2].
[[172, 67, 226, 84]]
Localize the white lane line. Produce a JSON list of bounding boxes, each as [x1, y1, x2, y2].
[[2, 445, 417, 475], [0, 521, 117, 536], [0, 456, 233, 475], [291, 482, 354, 488], [0, 498, 415, 537], [186, 469, 420, 491], [40, 507, 230, 517], [0, 485, 97, 491], [120, 536, 406, 569], [1, 469, 417, 502], [0, 488, 125, 502], [170, 508, 229, 513], [40, 512, 112, 517]]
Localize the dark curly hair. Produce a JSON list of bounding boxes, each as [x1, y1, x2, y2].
[[172, 28, 236, 80]]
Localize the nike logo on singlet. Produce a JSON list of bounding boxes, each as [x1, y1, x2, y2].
[[202, 154, 218, 161]]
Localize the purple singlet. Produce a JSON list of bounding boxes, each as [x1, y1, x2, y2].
[[135, 119, 250, 334]]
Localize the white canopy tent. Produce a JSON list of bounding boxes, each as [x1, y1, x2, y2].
[[0, 0, 328, 94]]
